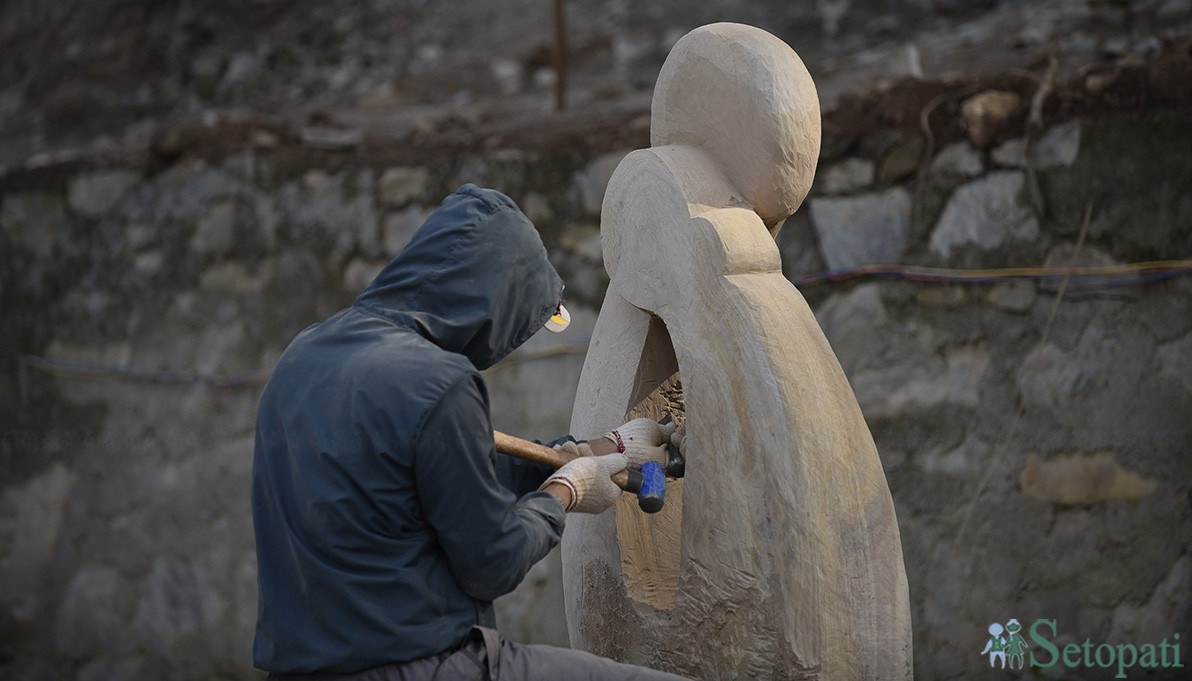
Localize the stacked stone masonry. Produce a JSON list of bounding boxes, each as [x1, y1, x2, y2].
[[2, 102, 1190, 680]]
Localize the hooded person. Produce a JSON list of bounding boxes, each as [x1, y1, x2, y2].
[[252, 184, 688, 680]]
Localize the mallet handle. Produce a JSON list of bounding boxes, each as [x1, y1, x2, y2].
[[493, 431, 633, 491]]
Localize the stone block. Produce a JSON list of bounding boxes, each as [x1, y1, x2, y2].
[[878, 136, 924, 184], [300, 126, 363, 150], [190, 53, 223, 95], [255, 195, 279, 249], [219, 50, 262, 95], [930, 142, 984, 177], [344, 257, 386, 293], [809, 187, 912, 269], [1020, 452, 1158, 504], [915, 285, 967, 308], [134, 251, 164, 275], [855, 357, 945, 420], [303, 169, 336, 192], [917, 437, 988, 476], [1158, 331, 1192, 393], [42, 341, 132, 405], [819, 133, 853, 162], [153, 123, 200, 161], [1, 191, 66, 257], [815, 283, 888, 341], [377, 166, 430, 207], [55, 566, 135, 660], [281, 173, 379, 256], [491, 58, 523, 95], [149, 159, 239, 223], [519, 191, 554, 225], [816, 157, 875, 194], [1017, 343, 1081, 414], [945, 345, 990, 407], [814, 283, 887, 372], [1043, 242, 1128, 276], [67, 169, 141, 217], [574, 151, 628, 215], [124, 223, 156, 251], [986, 281, 1037, 313], [199, 262, 261, 295], [1109, 556, 1192, 644], [1037, 119, 1082, 168], [775, 210, 824, 279], [853, 344, 989, 419], [194, 320, 248, 375], [1042, 511, 1099, 583], [930, 171, 1039, 259], [0, 463, 77, 623], [191, 200, 237, 257], [222, 151, 256, 183], [961, 90, 1022, 148], [991, 121, 1082, 170], [132, 558, 210, 658], [383, 205, 433, 255], [990, 139, 1026, 168], [558, 224, 602, 263]]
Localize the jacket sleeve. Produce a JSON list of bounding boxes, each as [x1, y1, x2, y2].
[[413, 372, 567, 602]]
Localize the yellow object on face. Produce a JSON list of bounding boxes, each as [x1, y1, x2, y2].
[[545, 302, 571, 333]]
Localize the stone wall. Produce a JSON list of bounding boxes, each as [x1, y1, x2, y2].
[[799, 108, 1192, 678], [2, 98, 1190, 680]]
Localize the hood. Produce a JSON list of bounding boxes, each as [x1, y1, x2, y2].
[[354, 184, 564, 370]]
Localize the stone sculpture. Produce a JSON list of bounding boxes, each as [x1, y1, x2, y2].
[[563, 23, 913, 680]]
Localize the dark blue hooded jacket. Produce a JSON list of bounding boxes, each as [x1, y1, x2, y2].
[[252, 185, 568, 674]]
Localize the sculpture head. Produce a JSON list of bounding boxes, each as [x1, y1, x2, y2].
[[651, 23, 821, 229]]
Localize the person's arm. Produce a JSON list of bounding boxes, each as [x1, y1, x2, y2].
[[538, 434, 619, 508], [541, 480, 574, 509], [494, 434, 621, 499], [493, 447, 557, 496], [493, 434, 576, 496], [537, 435, 621, 509], [412, 373, 565, 602]]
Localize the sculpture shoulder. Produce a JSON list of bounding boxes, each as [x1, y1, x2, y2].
[[605, 146, 749, 219]]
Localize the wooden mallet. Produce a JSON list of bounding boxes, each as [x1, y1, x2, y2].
[[492, 430, 644, 495]]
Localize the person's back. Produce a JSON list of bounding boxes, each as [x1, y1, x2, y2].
[[252, 184, 567, 673], [252, 184, 693, 681]]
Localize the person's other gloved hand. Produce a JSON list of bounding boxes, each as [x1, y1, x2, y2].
[[604, 418, 677, 469], [539, 453, 627, 513], [552, 440, 594, 460], [670, 425, 687, 457]]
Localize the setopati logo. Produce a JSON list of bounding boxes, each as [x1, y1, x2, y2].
[[982, 619, 1184, 678]]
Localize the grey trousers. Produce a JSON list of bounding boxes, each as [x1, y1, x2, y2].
[[267, 627, 693, 681]]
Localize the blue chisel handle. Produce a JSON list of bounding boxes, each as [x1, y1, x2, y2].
[[637, 461, 666, 513]]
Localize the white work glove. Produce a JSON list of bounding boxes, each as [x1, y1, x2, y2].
[[670, 425, 687, 456], [604, 418, 677, 469], [539, 452, 628, 513], [552, 440, 594, 460]]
